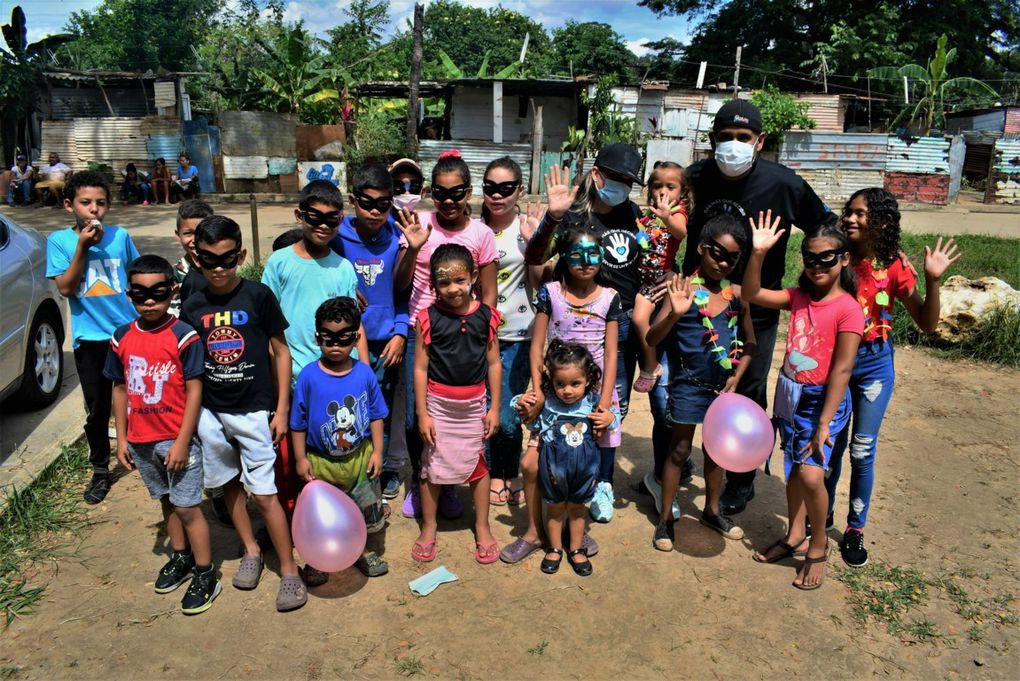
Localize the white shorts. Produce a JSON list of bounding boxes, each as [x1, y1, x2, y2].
[[198, 408, 278, 495]]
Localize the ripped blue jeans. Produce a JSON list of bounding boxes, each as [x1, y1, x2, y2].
[[825, 340, 895, 530]]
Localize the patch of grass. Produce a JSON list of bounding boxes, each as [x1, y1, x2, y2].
[[527, 640, 549, 656], [834, 561, 930, 637], [393, 656, 425, 677], [238, 260, 264, 282], [0, 443, 92, 630], [904, 618, 941, 642]]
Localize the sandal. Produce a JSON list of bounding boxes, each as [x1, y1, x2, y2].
[[475, 540, 500, 565], [568, 548, 593, 577], [506, 481, 525, 506], [275, 575, 308, 612], [232, 553, 263, 590], [793, 553, 829, 591], [489, 484, 508, 506], [411, 538, 437, 563], [753, 538, 808, 564], [540, 548, 563, 574], [633, 365, 662, 393]]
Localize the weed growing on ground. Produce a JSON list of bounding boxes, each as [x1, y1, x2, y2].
[[527, 640, 549, 656], [394, 656, 425, 677]]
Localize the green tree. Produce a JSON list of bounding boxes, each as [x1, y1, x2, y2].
[[635, 37, 687, 83], [749, 86, 815, 150], [551, 21, 636, 81], [252, 24, 346, 121], [800, 3, 912, 83], [326, 0, 411, 83]]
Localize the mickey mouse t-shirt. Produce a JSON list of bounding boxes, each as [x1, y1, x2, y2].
[[782, 288, 865, 386], [290, 360, 389, 455], [180, 279, 289, 413]]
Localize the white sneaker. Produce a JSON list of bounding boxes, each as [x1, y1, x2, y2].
[[643, 471, 681, 521], [589, 482, 615, 523]]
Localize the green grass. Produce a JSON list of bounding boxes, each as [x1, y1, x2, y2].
[[238, 260, 264, 282], [783, 232, 1020, 367], [834, 562, 931, 638], [527, 640, 549, 656], [0, 443, 92, 630], [393, 656, 425, 677]]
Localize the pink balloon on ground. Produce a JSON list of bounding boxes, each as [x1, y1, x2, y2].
[[292, 480, 367, 573], [702, 393, 775, 473]]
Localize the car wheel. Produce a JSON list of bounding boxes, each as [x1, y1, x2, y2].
[[14, 307, 64, 409]]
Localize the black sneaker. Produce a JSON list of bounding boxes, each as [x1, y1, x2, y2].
[[720, 483, 754, 515], [83, 473, 110, 505], [154, 550, 195, 594], [806, 513, 835, 537], [653, 519, 675, 552], [699, 511, 745, 540], [301, 564, 329, 587], [211, 496, 234, 527], [840, 529, 869, 568], [380, 471, 400, 500], [181, 566, 221, 615]]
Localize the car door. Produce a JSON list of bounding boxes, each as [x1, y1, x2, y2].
[[0, 218, 34, 392]]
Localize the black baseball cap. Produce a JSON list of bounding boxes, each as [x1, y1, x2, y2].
[[713, 99, 763, 134], [594, 143, 644, 185]]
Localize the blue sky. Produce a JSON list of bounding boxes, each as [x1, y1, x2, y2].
[[7, 0, 697, 60]]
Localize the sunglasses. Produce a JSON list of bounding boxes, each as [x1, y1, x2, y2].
[[565, 243, 602, 267], [316, 328, 359, 347], [482, 179, 520, 197], [195, 247, 242, 270], [301, 207, 343, 229], [704, 239, 742, 266], [353, 192, 393, 213], [127, 282, 174, 303], [393, 179, 424, 195], [431, 183, 471, 203], [802, 248, 847, 269]]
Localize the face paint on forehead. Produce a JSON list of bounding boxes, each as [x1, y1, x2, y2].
[[435, 263, 469, 278]]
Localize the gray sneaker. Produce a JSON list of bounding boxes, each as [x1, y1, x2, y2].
[[232, 554, 263, 590]]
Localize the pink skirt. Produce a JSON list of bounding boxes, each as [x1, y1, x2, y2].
[[421, 392, 486, 484]]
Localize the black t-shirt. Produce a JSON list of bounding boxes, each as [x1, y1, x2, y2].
[[179, 266, 207, 303], [180, 279, 290, 413], [419, 303, 498, 387], [683, 158, 831, 328], [552, 201, 645, 311]]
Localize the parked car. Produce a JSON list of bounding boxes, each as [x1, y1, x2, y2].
[[0, 214, 66, 409]]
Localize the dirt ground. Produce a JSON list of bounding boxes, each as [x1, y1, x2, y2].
[[2, 341, 1018, 680]]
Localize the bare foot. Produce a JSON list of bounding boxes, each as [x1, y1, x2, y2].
[[793, 552, 829, 589]]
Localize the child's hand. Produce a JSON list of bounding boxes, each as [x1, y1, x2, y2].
[[366, 451, 382, 480], [923, 237, 961, 280], [799, 423, 831, 464], [483, 408, 499, 439], [296, 457, 315, 482], [164, 441, 189, 474], [588, 407, 615, 438], [269, 412, 288, 444], [356, 290, 369, 311], [419, 414, 437, 447], [644, 275, 672, 304], [665, 274, 695, 316], [749, 209, 784, 253], [721, 375, 740, 394], [78, 220, 104, 247], [520, 202, 546, 242], [396, 208, 431, 251], [516, 390, 544, 423], [380, 335, 405, 367], [649, 188, 675, 222], [898, 249, 918, 278], [117, 444, 134, 471], [544, 164, 579, 220]]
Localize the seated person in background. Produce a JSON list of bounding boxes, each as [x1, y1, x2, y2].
[[35, 153, 72, 206], [7, 154, 34, 207], [151, 158, 172, 205], [171, 153, 200, 203], [121, 163, 151, 206]]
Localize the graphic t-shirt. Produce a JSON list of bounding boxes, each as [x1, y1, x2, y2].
[[103, 316, 204, 443], [684, 159, 831, 327], [852, 258, 916, 342], [290, 360, 389, 455], [180, 279, 289, 413], [329, 216, 409, 341], [492, 217, 534, 341], [46, 225, 140, 347], [782, 288, 865, 386], [408, 213, 498, 325], [262, 245, 359, 376]]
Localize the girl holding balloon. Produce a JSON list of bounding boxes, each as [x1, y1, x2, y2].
[[645, 214, 756, 551], [747, 212, 864, 591]]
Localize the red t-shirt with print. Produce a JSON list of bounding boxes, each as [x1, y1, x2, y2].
[[852, 258, 916, 342], [782, 288, 865, 386]]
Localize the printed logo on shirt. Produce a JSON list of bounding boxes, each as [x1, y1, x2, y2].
[[199, 310, 248, 364], [354, 258, 384, 286], [703, 198, 747, 219], [600, 229, 640, 270], [78, 259, 125, 298], [126, 355, 174, 411], [322, 393, 368, 451]]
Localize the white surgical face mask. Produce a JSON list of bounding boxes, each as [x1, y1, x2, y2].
[[596, 176, 631, 206], [715, 140, 757, 178], [392, 194, 421, 212]]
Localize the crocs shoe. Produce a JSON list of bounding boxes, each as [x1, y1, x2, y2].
[[181, 566, 220, 615], [642, 471, 681, 521], [438, 485, 463, 520], [155, 550, 195, 593], [232, 554, 263, 590], [402, 482, 421, 519], [632, 365, 662, 393], [589, 482, 614, 523], [582, 533, 599, 557], [500, 537, 543, 564], [276, 575, 307, 612]]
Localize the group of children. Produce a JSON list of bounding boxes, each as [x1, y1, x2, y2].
[[45, 140, 961, 614]]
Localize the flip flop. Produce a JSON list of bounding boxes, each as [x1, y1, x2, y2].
[[411, 538, 437, 563], [506, 483, 525, 506], [475, 540, 500, 565], [753, 539, 808, 564], [793, 554, 829, 591], [489, 484, 508, 506]]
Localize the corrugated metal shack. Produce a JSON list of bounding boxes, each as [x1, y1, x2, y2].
[[945, 106, 1020, 203], [991, 138, 1020, 204]]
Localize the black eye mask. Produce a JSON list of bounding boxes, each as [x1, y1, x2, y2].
[[353, 193, 393, 213], [127, 282, 174, 303], [393, 178, 424, 195], [195, 247, 242, 270], [431, 183, 471, 203], [482, 179, 520, 197], [301, 207, 343, 228], [802, 248, 846, 269], [316, 328, 358, 347], [704, 239, 742, 266]]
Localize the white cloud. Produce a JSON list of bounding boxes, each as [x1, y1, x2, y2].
[[625, 38, 651, 57], [283, 1, 305, 23]]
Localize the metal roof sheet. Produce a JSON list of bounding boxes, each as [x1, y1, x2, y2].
[[223, 155, 269, 179], [219, 111, 297, 157], [885, 136, 952, 174], [780, 132, 888, 170], [39, 121, 79, 171], [994, 138, 1020, 175], [419, 140, 532, 193], [74, 118, 149, 161]]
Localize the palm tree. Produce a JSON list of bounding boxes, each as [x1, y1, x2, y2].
[[869, 34, 999, 134]]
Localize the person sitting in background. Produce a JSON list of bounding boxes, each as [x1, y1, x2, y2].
[[151, 158, 172, 205], [35, 153, 72, 206], [171, 153, 200, 203], [121, 163, 151, 206], [7, 154, 34, 207]]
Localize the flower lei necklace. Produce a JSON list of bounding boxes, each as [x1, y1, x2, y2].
[[690, 270, 742, 371], [859, 258, 894, 340]]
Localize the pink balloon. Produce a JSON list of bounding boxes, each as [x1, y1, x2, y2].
[[292, 480, 367, 573], [702, 393, 775, 473]]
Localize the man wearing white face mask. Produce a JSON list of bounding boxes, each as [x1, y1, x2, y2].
[[680, 99, 831, 516]]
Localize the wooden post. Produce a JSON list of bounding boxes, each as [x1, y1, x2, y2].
[[733, 46, 742, 96], [249, 193, 261, 266], [820, 54, 828, 93], [983, 144, 998, 204], [530, 99, 543, 194], [405, 3, 424, 155], [493, 81, 504, 144], [95, 77, 116, 116]]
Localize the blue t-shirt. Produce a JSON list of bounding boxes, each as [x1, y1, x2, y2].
[[46, 225, 140, 347], [262, 245, 359, 376], [176, 165, 198, 181], [290, 360, 389, 455], [329, 217, 409, 341]]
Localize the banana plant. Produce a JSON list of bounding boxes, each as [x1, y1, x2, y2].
[[252, 26, 351, 116]]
